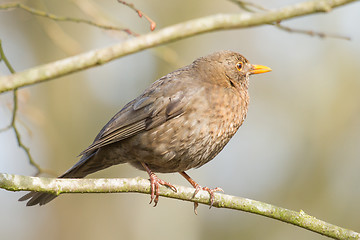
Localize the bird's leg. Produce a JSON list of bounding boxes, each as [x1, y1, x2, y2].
[[141, 162, 177, 207], [180, 171, 223, 213]]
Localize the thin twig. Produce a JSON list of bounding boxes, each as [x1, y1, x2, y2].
[[1, 173, 359, 240], [117, 0, 156, 31], [0, 40, 45, 175], [73, 0, 181, 67], [0, 41, 15, 73], [35, 1, 83, 55], [274, 22, 351, 40], [229, 0, 351, 40], [0, 2, 134, 35], [72, 0, 138, 38], [0, 125, 11, 133], [0, 0, 357, 93], [231, 0, 269, 12]]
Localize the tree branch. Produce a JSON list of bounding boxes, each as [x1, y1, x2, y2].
[[229, 0, 351, 40], [0, 40, 41, 174], [0, 173, 359, 240], [117, 0, 156, 31], [0, 2, 132, 33], [0, 0, 356, 94]]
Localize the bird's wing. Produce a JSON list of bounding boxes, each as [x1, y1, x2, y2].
[[79, 73, 197, 156]]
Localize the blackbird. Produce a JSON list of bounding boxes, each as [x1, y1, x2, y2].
[[19, 50, 271, 207]]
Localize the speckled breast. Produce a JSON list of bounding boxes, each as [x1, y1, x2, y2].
[[127, 86, 249, 173]]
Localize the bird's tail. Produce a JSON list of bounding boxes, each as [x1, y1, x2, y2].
[[18, 150, 114, 206]]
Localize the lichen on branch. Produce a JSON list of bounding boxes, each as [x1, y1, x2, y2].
[[0, 173, 359, 240]]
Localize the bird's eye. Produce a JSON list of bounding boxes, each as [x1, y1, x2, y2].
[[236, 62, 243, 71]]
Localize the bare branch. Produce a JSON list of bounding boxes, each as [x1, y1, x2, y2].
[[273, 23, 351, 40], [117, 0, 156, 31], [0, 40, 15, 73], [0, 40, 50, 175], [0, 173, 359, 240], [0, 0, 356, 94], [73, 0, 183, 67], [229, 0, 351, 40], [0, 2, 133, 34], [72, 0, 137, 38], [229, 0, 269, 12]]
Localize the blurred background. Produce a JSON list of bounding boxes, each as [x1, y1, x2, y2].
[[1, 0, 360, 239]]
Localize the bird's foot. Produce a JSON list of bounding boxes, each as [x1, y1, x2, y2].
[[180, 171, 223, 214], [141, 162, 177, 206], [193, 185, 224, 208], [148, 172, 177, 206], [191, 186, 223, 215]]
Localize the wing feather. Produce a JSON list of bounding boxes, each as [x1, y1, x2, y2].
[[79, 72, 198, 156]]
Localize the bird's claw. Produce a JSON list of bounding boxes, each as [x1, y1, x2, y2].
[[193, 186, 223, 209], [148, 173, 177, 207]]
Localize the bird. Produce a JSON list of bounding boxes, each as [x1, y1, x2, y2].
[[19, 50, 271, 208]]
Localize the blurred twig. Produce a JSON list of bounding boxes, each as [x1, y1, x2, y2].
[[73, 0, 183, 68], [229, 0, 351, 40], [273, 23, 351, 40], [1, 173, 359, 240], [0, 0, 356, 94], [117, 0, 156, 31], [0, 40, 43, 175], [34, 1, 83, 55], [230, 0, 269, 12], [0, 2, 134, 35], [0, 40, 15, 77], [73, 0, 136, 38]]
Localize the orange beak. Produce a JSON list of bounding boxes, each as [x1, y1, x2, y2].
[[250, 64, 272, 74]]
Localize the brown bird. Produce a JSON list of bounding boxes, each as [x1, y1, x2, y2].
[[19, 51, 271, 207]]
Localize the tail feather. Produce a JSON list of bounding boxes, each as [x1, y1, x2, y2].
[[18, 191, 58, 206], [18, 150, 115, 206]]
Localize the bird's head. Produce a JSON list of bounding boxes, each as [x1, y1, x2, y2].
[[194, 51, 272, 89]]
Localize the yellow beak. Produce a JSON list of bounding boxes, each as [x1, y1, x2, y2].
[[250, 64, 272, 74]]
